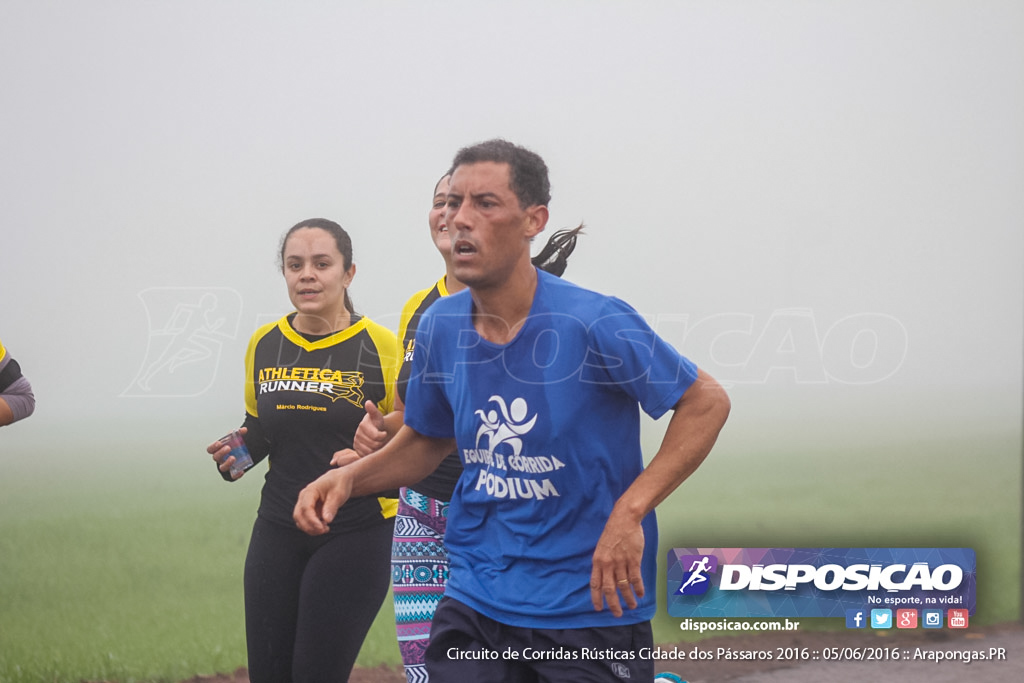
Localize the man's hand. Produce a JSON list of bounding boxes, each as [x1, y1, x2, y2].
[[590, 508, 646, 617], [330, 448, 360, 467], [352, 400, 388, 456], [294, 468, 353, 535], [588, 368, 729, 616], [296, 427, 453, 536]]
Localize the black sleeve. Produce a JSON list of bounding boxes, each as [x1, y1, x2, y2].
[[0, 357, 23, 393], [242, 413, 272, 465]]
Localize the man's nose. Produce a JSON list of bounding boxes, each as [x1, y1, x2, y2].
[[447, 204, 469, 231]]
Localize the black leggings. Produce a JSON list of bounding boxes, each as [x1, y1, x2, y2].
[[243, 515, 394, 683]]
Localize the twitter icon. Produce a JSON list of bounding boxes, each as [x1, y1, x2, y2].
[[870, 609, 893, 629]]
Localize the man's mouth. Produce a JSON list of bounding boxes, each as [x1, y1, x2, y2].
[[454, 240, 477, 255]]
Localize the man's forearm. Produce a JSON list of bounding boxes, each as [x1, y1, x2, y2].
[[347, 425, 454, 498], [616, 368, 730, 520], [382, 409, 405, 441]]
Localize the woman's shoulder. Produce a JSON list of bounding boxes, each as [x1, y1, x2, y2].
[[357, 315, 394, 335], [356, 316, 399, 350], [402, 277, 447, 312], [247, 316, 287, 345]]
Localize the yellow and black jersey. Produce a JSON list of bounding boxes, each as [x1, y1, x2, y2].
[[396, 277, 448, 404], [241, 313, 399, 531], [396, 277, 462, 501], [0, 337, 21, 390]]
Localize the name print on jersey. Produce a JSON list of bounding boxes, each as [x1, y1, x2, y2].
[[258, 365, 366, 408], [466, 396, 566, 501]]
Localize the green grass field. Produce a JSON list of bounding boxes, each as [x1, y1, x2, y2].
[[648, 427, 1022, 640], [0, 426, 1019, 682]]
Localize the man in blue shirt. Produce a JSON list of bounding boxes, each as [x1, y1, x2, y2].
[[295, 139, 730, 682]]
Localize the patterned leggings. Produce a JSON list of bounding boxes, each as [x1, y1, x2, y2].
[[391, 487, 450, 683]]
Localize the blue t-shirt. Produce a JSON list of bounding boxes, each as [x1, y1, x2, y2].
[[404, 269, 699, 628]]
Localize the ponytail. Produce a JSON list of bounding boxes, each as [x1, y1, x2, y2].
[[532, 223, 584, 277]]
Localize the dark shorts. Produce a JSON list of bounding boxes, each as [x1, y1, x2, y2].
[[425, 596, 655, 683]]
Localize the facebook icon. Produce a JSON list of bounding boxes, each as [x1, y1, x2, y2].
[[845, 609, 866, 629]]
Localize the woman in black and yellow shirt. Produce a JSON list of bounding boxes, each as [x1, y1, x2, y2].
[[208, 218, 398, 683]]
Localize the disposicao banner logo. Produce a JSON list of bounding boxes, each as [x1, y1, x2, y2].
[[667, 548, 976, 618]]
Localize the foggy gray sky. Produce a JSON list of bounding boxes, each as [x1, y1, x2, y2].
[[1, 1, 1021, 446]]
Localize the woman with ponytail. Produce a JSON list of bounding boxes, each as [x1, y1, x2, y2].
[[207, 218, 399, 683]]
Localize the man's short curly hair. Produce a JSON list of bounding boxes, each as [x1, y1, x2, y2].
[[449, 138, 551, 209]]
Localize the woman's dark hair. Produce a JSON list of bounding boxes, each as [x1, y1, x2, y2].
[[279, 218, 356, 315], [532, 223, 584, 277]]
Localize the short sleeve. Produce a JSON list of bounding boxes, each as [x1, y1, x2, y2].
[[402, 309, 456, 438], [583, 297, 698, 420]]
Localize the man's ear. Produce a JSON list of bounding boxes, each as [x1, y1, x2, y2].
[[525, 204, 549, 239]]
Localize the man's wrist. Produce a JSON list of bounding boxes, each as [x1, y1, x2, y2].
[[611, 496, 647, 525]]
